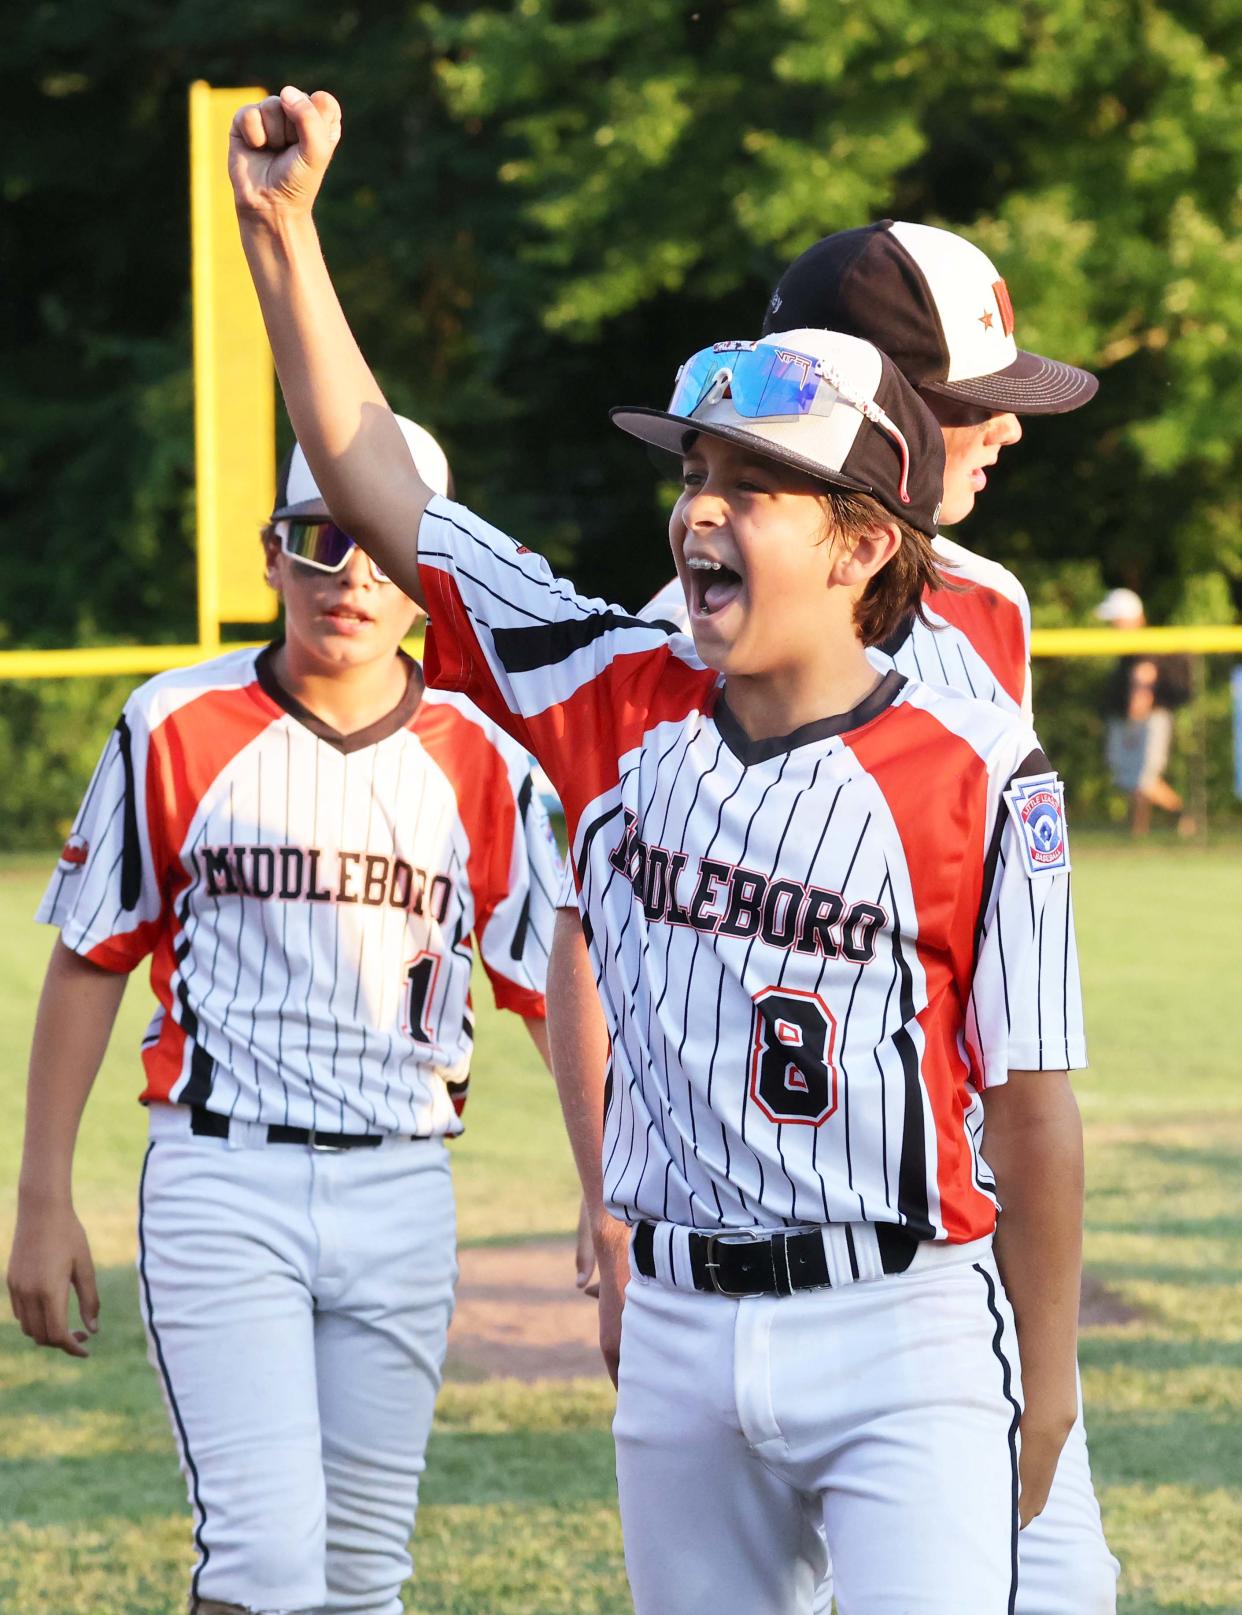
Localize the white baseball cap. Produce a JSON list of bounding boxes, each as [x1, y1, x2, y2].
[[764, 220, 1098, 416], [272, 414, 451, 519], [610, 327, 947, 535], [1094, 587, 1145, 623]]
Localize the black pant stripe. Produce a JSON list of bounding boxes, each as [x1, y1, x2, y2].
[[137, 1142, 212, 1600], [973, 1260, 1021, 1615]]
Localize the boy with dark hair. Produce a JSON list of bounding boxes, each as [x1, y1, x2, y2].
[[227, 86, 1086, 1614]]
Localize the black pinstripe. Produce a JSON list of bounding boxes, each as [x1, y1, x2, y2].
[[726, 753, 795, 1215], [883, 867, 933, 1240], [955, 642, 980, 699], [115, 713, 144, 911], [273, 726, 299, 1121], [220, 781, 249, 1119], [1061, 882, 1073, 1065]]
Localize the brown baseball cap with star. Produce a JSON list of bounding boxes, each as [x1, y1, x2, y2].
[[764, 220, 1098, 416]]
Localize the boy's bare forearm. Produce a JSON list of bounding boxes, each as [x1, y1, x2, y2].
[[546, 910, 611, 1224], [18, 940, 129, 1204], [546, 909, 631, 1382], [9, 940, 126, 1355], [985, 1071, 1084, 1431], [984, 1070, 1084, 1525]]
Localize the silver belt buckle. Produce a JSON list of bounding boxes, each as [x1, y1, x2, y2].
[[701, 1232, 765, 1298], [306, 1128, 347, 1153]]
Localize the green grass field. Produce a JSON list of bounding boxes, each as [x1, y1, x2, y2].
[[1, 836, 1240, 1614]]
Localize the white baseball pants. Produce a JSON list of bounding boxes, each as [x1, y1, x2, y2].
[[614, 1235, 1023, 1615], [806, 1384, 1120, 1615], [137, 1104, 457, 1615]]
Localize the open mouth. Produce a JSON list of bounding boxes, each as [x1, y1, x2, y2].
[[322, 605, 375, 631], [686, 556, 743, 619]]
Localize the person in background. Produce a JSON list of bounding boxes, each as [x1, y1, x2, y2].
[[1096, 587, 1195, 837]]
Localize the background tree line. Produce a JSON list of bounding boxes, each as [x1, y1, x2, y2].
[[2, 0, 1240, 842]]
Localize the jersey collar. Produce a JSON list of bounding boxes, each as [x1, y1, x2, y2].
[[256, 643, 425, 754], [714, 671, 907, 765]]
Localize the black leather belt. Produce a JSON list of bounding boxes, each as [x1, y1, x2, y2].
[[633, 1219, 920, 1297], [189, 1103, 425, 1151]]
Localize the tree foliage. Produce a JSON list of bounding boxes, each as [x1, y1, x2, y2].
[[2, 0, 1241, 841], [422, 0, 1242, 616], [5, 0, 1241, 638]]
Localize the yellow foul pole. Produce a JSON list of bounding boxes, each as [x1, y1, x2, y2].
[[189, 82, 278, 645]]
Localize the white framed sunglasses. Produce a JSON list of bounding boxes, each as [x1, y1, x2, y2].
[[275, 517, 391, 583]]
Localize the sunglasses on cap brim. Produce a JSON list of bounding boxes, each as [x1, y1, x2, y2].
[[669, 341, 912, 504], [275, 518, 390, 583]]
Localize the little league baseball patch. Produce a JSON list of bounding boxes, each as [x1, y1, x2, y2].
[[1004, 772, 1070, 877]]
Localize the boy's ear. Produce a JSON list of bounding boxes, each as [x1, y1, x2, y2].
[[829, 520, 901, 588], [260, 524, 282, 587]]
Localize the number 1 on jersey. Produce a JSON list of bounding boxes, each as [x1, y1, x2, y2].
[[748, 986, 838, 1126], [402, 951, 441, 1043]]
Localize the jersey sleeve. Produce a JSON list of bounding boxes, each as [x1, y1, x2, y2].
[[418, 497, 705, 827], [36, 700, 168, 971], [965, 744, 1086, 1082], [474, 752, 563, 1018], [639, 576, 691, 633], [555, 857, 577, 910]]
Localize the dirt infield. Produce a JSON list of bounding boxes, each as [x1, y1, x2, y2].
[[446, 1238, 605, 1381], [444, 1238, 1143, 1382]]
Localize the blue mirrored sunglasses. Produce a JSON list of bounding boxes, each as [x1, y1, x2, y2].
[[668, 341, 827, 420], [277, 518, 390, 583]]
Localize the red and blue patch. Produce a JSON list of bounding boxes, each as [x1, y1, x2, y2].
[[1003, 773, 1070, 878], [57, 833, 89, 874]]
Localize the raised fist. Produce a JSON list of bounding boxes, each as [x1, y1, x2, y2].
[[229, 85, 342, 222]]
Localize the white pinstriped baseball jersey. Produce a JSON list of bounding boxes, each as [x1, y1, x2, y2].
[[39, 645, 559, 1136], [419, 498, 1085, 1242], [644, 534, 1033, 719]]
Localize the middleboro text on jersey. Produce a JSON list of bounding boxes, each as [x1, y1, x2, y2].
[[201, 842, 454, 920]]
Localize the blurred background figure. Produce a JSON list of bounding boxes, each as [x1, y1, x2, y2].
[[1097, 588, 1195, 837]]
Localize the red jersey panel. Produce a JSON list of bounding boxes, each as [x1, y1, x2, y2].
[[39, 647, 560, 1135], [419, 498, 1084, 1243]]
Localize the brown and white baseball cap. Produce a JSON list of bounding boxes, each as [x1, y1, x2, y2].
[[764, 220, 1098, 416], [610, 327, 946, 535]]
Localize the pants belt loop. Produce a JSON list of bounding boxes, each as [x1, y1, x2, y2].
[[633, 1220, 656, 1278], [771, 1231, 794, 1298], [660, 1222, 682, 1287], [188, 1103, 229, 1140], [819, 1225, 852, 1287], [846, 1222, 885, 1282], [686, 1229, 711, 1291]]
